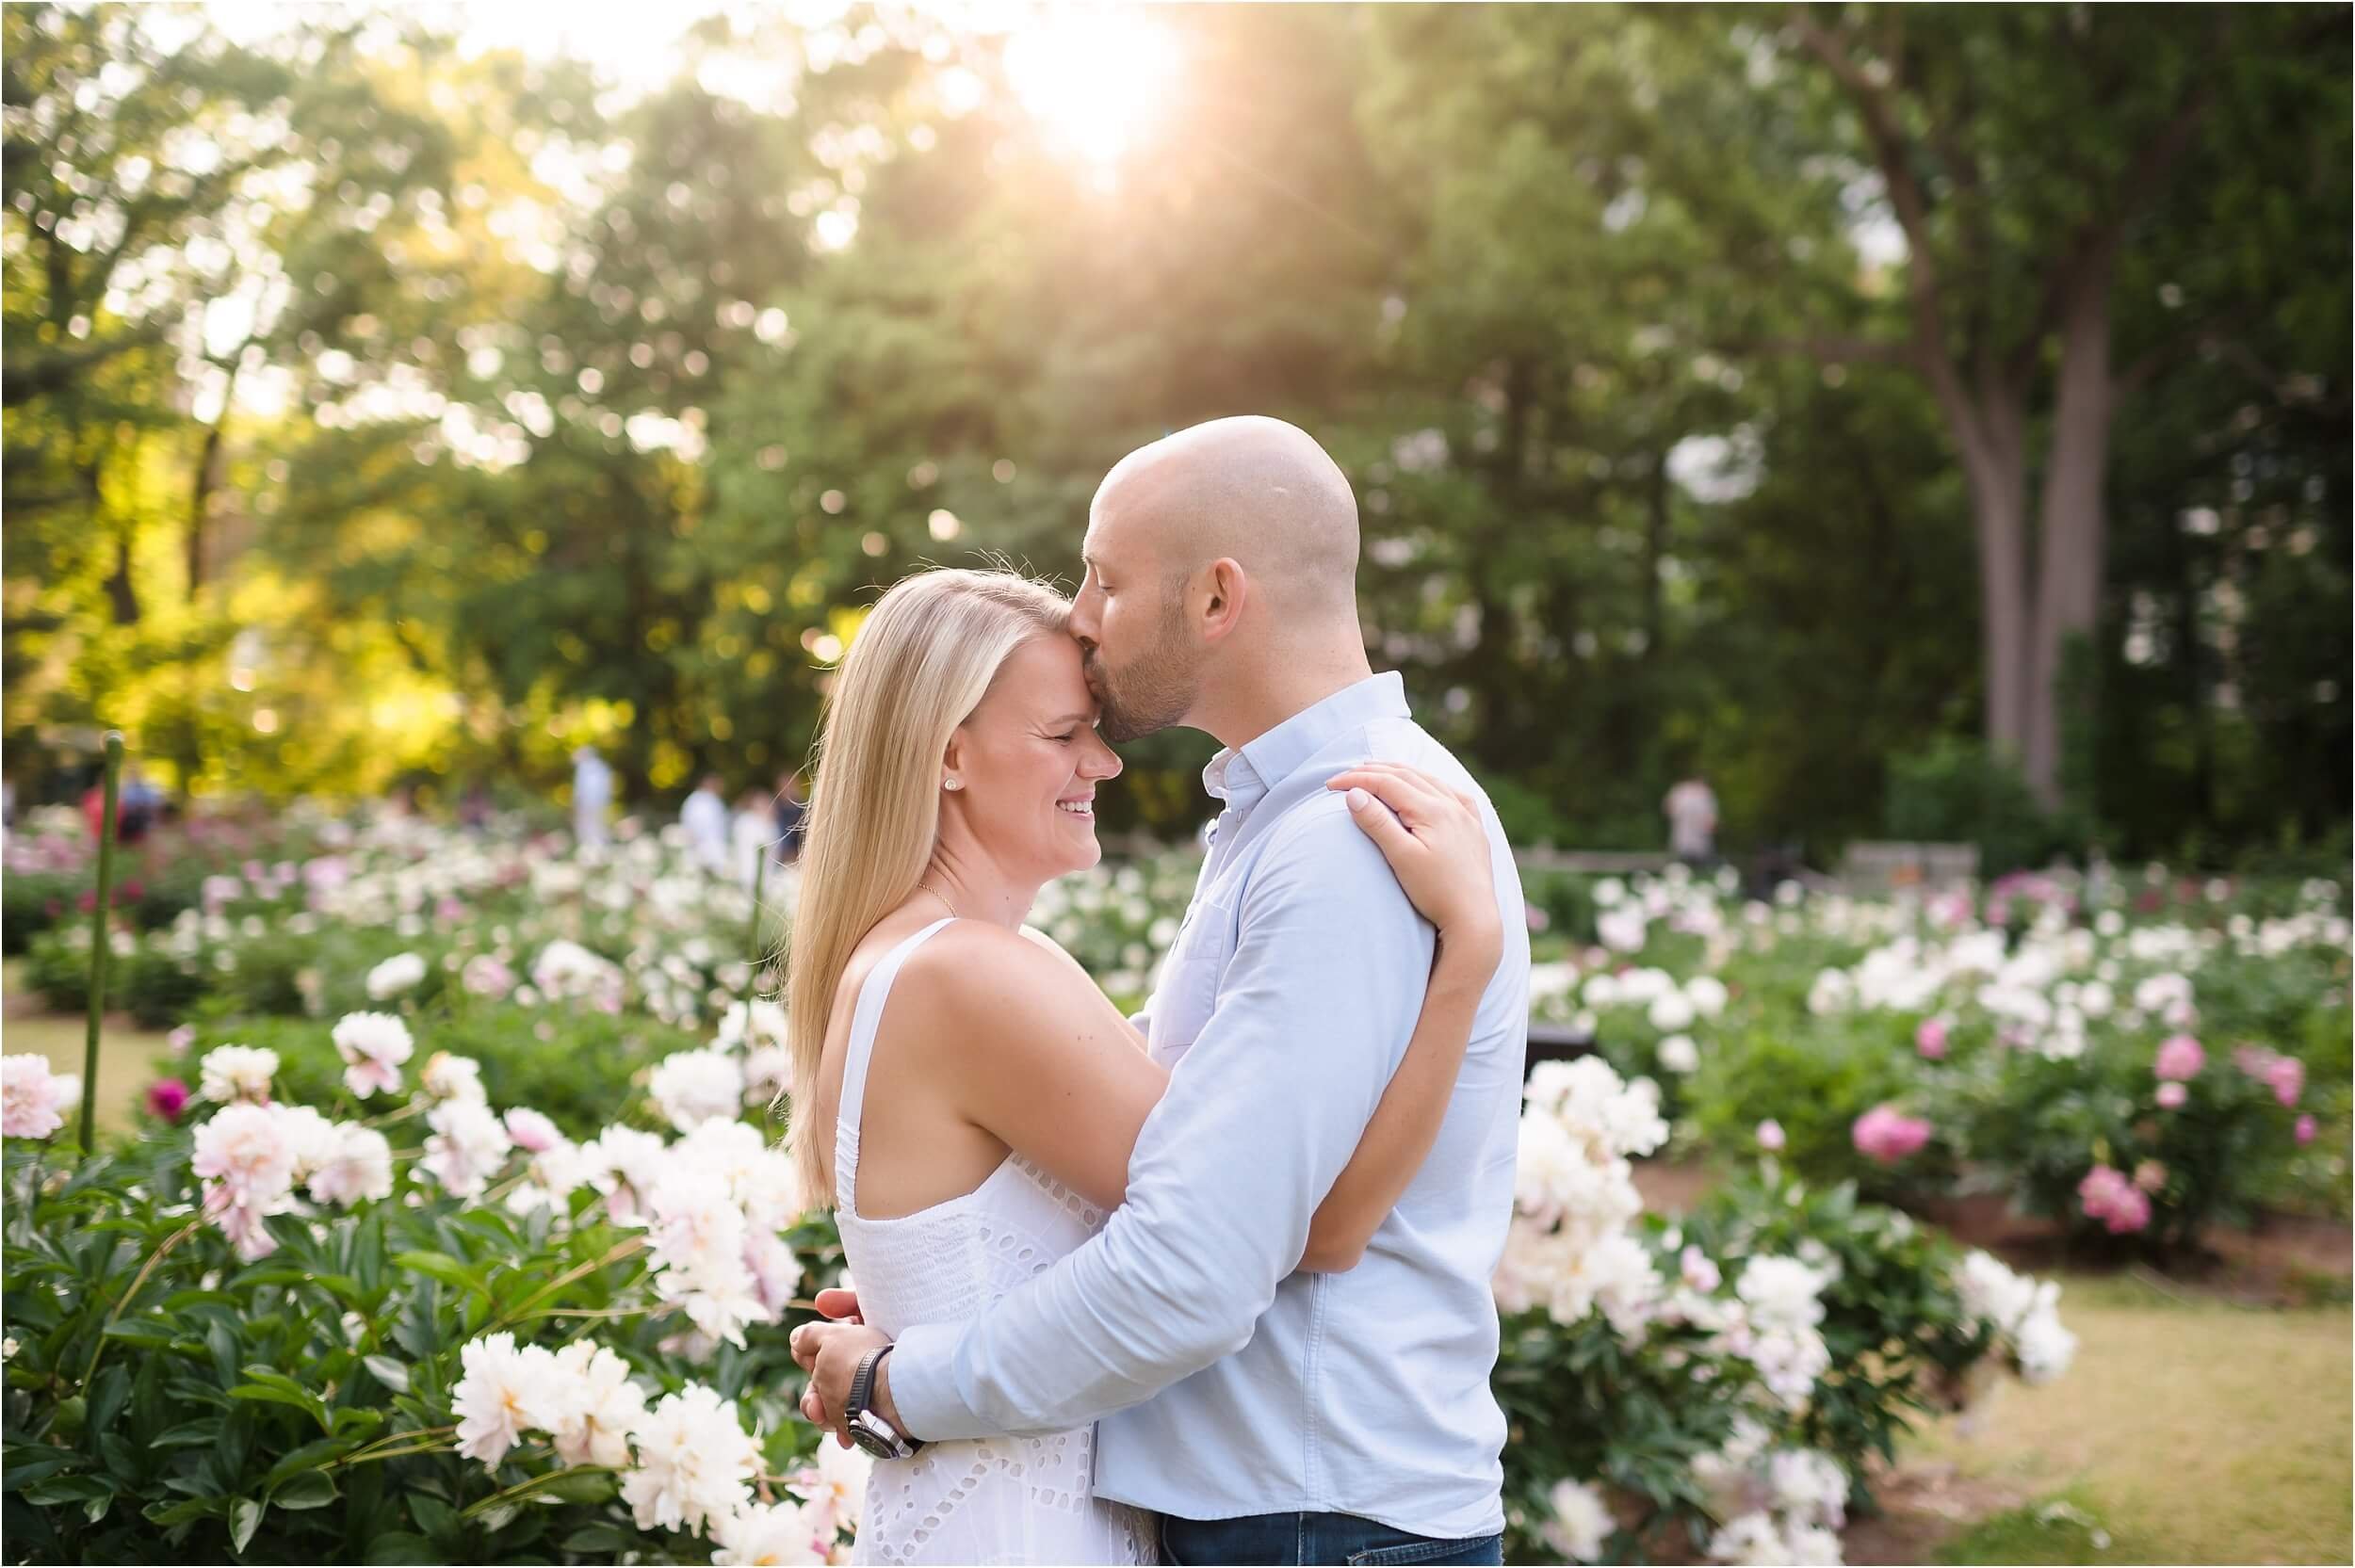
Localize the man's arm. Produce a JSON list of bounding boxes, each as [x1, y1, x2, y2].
[[888, 798, 1436, 1439]]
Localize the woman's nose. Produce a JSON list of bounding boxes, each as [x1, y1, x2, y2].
[[1082, 734, 1123, 780]]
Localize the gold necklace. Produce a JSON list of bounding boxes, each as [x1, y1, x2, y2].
[[916, 882, 958, 922]]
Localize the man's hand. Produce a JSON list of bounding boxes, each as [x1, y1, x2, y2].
[[790, 1319, 895, 1447]]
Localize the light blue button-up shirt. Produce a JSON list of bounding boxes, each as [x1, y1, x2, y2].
[[891, 672, 1532, 1540]]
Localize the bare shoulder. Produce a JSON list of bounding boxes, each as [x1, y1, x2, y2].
[[887, 921, 1101, 1051]]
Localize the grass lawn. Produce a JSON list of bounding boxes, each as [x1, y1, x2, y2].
[[4, 960, 173, 1135], [1907, 1271, 2353, 1565]]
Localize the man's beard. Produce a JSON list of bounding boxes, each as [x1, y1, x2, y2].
[[1085, 600, 1199, 743]]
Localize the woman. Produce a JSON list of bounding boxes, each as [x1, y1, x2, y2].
[[787, 568, 1501, 1565]]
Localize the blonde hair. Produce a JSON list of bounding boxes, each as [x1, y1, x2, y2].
[[784, 566, 1072, 1209]]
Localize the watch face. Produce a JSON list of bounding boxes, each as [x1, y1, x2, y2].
[[850, 1421, 901, 1461], [853, 1413, 904, 1460]]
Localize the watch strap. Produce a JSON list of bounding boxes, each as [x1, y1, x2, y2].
[[847, 1345, 885, 1420]]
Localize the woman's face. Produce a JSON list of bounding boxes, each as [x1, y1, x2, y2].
[[946, 634, 1124, 880]]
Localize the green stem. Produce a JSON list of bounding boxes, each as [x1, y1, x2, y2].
[[488, 1235, 646, 1331], [81, 1216, 203, 1386], [78, 732, 123, 1158], [460, 1462, 614, 1519]]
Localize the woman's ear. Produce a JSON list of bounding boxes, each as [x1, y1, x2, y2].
[[940, 728, 967, 791]]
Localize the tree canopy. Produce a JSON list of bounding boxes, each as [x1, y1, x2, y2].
[[6, 2, 2347, 865]]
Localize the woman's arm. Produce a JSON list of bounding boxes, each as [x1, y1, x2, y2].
[[1301, 765, 1505, 1272]]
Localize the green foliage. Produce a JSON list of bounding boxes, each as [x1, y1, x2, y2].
[[0, 1138, 827, 1565], [1884, 738, 2072, 878]]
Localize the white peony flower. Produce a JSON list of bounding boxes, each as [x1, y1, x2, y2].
[[1685, 974, 1730, 1018], [365, 951, 428, 1000], [421, 1099, 512, 1198], [308, 1123, 395, 1206], [198, 1044, 279, 1105], [712, 1499, 829, 1565], [2, 1054, 70, 1139], [1648, 990, 1697, 1032], [331, 1011, 414, 1099], [1709, 1511, 1795, 1566], [419, 1051, 487, 1104], [740, 1045, 791, 1107], [621, 1383, 762, 1536], [544, 1340, 647, 1468], [502, 1107, 562, 1154], [650, 1048, 748, 1134], [452, 1332, 555, 1468], [1768, 1449, 1848, 1528], [1658, 1034, 1700, 1075], [1736, 1256, 1835, 1335], [714, 998, 789, 1054], [1541, 1478, 1614, 1562]]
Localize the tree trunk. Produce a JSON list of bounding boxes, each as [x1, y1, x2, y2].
[[2023, 267, 2117, 807], [1936, 382, 2033, 769], [187, 418, 225, 594]]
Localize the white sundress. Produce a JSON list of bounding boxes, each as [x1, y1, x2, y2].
[[833, 918, 1157, 1566]]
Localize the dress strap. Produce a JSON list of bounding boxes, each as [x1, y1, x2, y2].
[[834, 917, 957, 1214]]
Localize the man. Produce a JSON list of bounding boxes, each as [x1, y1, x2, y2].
[[795, 416, 1532, 1565], [680, 772, 731, 873]]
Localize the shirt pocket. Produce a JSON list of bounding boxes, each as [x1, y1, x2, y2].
[[1145, 894, 1234, 1067]]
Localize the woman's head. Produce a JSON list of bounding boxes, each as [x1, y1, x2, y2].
[[783, 567, 1120, 1205]]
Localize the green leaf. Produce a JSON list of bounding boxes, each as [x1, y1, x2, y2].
[[363, 1531, 443, 1564], [263, 1436, 357, 1490], [230, 1496, 265, 1554], [142, 1496, 225, 1527], [272, 1470, 340, 1511], [361, 1354, 411, 1393], [86, 1361, 131, 1436], [391, 1250, 492, 1301]]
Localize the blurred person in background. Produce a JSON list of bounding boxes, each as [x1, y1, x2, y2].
[[681, 772, 731, 872], [572, 746, 613, 849], [731, 787, 775, 890], [1665, 770, 1718, 867]]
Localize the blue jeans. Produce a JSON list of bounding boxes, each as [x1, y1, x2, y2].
[[1159, 1511, 1505, 1566]]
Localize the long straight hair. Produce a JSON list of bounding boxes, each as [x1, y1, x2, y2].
[[784, 567, 1071, 1210]]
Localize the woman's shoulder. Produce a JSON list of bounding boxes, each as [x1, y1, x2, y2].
[[887, 920, 1092, 1038]]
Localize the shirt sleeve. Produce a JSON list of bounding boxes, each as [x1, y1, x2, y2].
[[889, 795, 1436, 1438]]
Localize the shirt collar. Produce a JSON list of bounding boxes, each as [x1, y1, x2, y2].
[[1201, 671, 1411, 808]]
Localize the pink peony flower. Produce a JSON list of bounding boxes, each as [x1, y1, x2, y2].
[[502, 1107, 562, 1155], [2153, 1035, 2205, 1081], [2266, 1056, 2304, 1108], [1915, 1018, 1949, 1060], [2078, 1164, 2152, 1235], [2133, 1159, 2168, 1193], [2295, 1114, 2316, 1145], [1852, 1105, 1932, 1165], [2154, 1081, 2188, 1109], [1757, 1119, 1786, 1152], [146, 1078, 191, 1123], [167, 1025, 195, 1057]]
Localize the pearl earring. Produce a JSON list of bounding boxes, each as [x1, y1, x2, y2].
[[944, 779, 962, 792]]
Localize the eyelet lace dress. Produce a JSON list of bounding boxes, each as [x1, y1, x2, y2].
[[833, 919, 1157, 1566]]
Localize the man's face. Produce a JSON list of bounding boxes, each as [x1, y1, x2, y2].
[[1067, 513, 1204, 744]]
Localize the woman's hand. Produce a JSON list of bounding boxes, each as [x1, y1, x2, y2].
[[1327, 763, 1502, 970]]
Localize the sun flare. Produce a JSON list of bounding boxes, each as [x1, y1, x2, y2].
[[1001, 8, 1182, 168]]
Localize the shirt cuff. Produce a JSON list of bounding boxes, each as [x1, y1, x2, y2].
[[887, 1320, 984, 1442]]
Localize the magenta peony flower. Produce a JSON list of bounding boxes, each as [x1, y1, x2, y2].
[[1915, 1018, 1949, 1060], [145, 1078, 190, 1123], [2153, 1034, 2205, 1081], [2295, 1114, 2317, 1145], [1851, 1105, 1932, 1165], [1757, 1118, 1786, 1152], [2154, 1081, 2188, 1109]]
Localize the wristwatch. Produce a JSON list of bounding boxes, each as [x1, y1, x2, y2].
[[845, 1345, 923, 1461]]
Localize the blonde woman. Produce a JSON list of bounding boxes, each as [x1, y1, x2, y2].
[[787, 563, 1502, 1566]]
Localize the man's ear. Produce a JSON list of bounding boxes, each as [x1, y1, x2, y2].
[[1200, 558, 1249, 645]]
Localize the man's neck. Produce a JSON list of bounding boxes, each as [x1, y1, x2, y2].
[[1201, 654, 1377, 754]]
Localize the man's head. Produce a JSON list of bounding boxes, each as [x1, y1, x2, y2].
[[1066, 415, 1360, 742], [698, 773, 723, 796]]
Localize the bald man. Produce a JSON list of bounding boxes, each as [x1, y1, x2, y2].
[[802, 417, 1532, 1565]]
